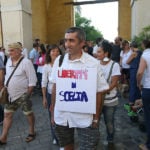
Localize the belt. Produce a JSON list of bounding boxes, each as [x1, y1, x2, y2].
[[105, 95, 117, 100]]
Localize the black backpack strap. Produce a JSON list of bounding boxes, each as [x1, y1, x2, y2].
[[59, 54, 65, 67], [107, 61, 115, 83]]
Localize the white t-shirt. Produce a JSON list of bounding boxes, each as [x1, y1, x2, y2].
[[93, 45, 99, 54], [100, 60, 121, 106], [120, 50, 132, 68], [141, 48, 150, 88], [51, 52, 109, 128], [42, 64, 53, 94]]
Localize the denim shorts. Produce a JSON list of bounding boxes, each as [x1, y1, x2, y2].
[[4, 93, 33, 115]]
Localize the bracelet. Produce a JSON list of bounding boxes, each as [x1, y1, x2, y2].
[[92, 119, 98, 123]]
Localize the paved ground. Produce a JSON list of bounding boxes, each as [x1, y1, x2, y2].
[[0, 90, 146, 150]]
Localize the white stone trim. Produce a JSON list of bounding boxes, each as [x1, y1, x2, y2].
[[0, 4, 32, 14]]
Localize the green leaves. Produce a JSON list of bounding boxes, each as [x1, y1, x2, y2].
[[75, 12, 103, 41]]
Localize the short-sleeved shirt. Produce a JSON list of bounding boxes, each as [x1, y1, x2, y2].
[[0, 52, 5, 62], [51, 52, 109, 128], [0, 56, 4, 69], [29, 48, 39, 64], [100, 60, 121, 106], [141, 48, 150, 88], [5, 57, 37, 102], [42, 64, 53, 94], [120, 50, 132, 68]]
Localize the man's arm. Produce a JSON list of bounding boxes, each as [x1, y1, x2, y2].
[[137, 57, 147, 90], [0, 69, 4, 90], [92, 92, 103, 128]]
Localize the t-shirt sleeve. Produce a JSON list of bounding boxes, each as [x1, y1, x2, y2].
[[97, 64, 109, 92], [29, 50, 34, 59], [0, 56, 4, 69], [111, 62, 121, 76], [24, 59, 37, 86], [50, 55, 60, 83]]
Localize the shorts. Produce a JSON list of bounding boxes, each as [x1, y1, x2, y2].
[[4, 93, 33, 115], [55, 124, 74, 147], [55, 124, 100, 150]]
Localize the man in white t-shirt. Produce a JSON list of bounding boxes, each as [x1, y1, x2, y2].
[[51, 27, 109, 150]]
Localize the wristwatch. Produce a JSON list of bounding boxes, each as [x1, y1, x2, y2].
[[92, 119, 98, 123]]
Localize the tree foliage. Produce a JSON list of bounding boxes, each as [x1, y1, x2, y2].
[[132, 25, 150, 49], [75, 12, 103, 42]]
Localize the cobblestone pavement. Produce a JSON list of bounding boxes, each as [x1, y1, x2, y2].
[[0, 90, 146, 150]]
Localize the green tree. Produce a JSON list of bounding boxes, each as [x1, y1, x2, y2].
[[132, 25, 150, 49], [75, 12, 103, 42]]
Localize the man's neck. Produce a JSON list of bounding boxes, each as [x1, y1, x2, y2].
[[11, 55, 22, 62], [69, 51, 82, 61]]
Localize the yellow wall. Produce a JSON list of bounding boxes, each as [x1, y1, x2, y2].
[[47, 0, 74, 44], [31, 0, 48, 44], [31, 0, 74, 45], [118, 0, 131, 40]]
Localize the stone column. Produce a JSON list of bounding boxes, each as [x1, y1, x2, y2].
[[0, 0, 32, 50]]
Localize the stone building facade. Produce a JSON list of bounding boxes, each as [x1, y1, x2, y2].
[[131, 0, 150, 38], [1, 0, 147, 50]]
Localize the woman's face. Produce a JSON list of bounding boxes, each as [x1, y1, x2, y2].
[[97, 47, 105, 60], [50, 48, 60, 60]]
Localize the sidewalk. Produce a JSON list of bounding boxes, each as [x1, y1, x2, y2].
[[0, 91, 146, 150]]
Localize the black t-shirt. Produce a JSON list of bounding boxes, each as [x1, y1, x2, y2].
[[111, 45, 121, 63]]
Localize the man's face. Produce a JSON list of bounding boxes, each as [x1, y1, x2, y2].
[[64, 32, 84, 55], [8, 48, 21, 59]]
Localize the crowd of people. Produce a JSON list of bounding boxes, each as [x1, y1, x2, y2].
[[0, 27, 150, 150]]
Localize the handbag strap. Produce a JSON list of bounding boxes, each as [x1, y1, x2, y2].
[[59, 54, 65, 67], [6, 57, 24, 87], [107, 61, 115, 83]]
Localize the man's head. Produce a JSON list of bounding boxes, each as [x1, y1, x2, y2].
[[8, 42, 22, 59], [65, 27, 86, 42], [114, 36, 122, 45], [64, 27, 86, 55]]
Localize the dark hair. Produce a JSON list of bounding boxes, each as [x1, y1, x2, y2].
[[40, 44, 46, 54], [83, 45, 88, 49], [65, 27, 86, 42], [130, 41, 138, 48], [142, 39, 150, 48], [33, 43, 39, 48], [45, 44, 62, 64], [95, 37, 103, 45], [99, 40, 112, 58], [34, 38, 40, 42], [122, 40, 129, 49], [17, 42, 22, 46], [59, 39, 65, 45]]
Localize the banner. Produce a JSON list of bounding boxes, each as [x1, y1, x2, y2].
[[56, 67, 97, 114]]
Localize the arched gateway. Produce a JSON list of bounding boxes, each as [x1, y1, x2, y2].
[[0, 0, 131, 50]]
